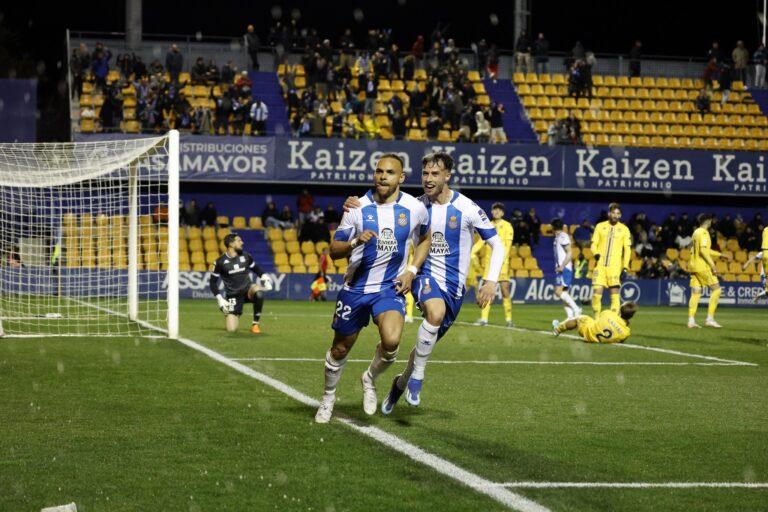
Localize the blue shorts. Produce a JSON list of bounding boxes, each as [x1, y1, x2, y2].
[[332, 288, 406, 335], [413, 275, 464, 340], [555, 267, 574, 288]]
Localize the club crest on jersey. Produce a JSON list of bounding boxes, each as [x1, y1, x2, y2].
[[430, 231, 451, 256], [448, 215, 458, 229], [377, 228, 398, 252], [397, 213, 408, 227]]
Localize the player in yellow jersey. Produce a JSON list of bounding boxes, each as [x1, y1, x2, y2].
[[472, 203, 514, 327], [687, 213, 732, 328], [590, 203, 632, 315], [552, 301, 637, 343], [404, 246, 416, 323]]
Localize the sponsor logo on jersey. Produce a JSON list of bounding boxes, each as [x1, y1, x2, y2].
[[430, 231, 451, 256], [448, 215, 458, 229], [377, 227, 398, 252], [239, 256, 245, 262], [397, 212, 408, 227], [478, 209, 489, 222], [233, 263, 241, 270]]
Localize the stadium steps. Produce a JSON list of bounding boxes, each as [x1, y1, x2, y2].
[[531, 243, 556, 279], [748, 89, 768, 118], [249, 71, 290, 136], [482, 79, 538, 143], [240, 229, 276, 273]]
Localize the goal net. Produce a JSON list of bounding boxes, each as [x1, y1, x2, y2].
[[0, 131, 179, 338]]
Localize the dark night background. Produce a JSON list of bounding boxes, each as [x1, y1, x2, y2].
[[0, 0, 764, 141]]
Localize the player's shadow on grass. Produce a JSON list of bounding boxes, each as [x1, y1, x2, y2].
[[719, 336, 765, 346]]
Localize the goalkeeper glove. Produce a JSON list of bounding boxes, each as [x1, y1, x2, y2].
[[259, 275, 274, 291], [620, 268, 628, 281], [594, 254, 600, 262], [216, 294, 230, 314]]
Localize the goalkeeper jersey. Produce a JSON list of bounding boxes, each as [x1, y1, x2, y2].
[[590, 220, 631, 270], [209, 251, 264, 296]]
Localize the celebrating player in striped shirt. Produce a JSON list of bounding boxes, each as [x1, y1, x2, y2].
[[315, 154, 432, 423]]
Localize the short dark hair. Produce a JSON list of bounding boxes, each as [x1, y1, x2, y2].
[[421, 152, 454, 172], [491, 202, 505, 213], [620, 301, 638, 321], [551, 218, 564, 230], [223, 233, 240, 248], [377, 153, 405, 170], [608, 202, 621, 212], [697, 213, 714, 226]]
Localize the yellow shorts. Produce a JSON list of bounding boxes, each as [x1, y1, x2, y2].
[[576, 315, 599, 343], [592, 265, 621, 288], [484, 263, 510, 282], [689, 268, 719, 288]]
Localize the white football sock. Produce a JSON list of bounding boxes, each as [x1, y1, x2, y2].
[[323, 350, 347, 396], [367, 343, 398, 382], [564, 305, 574, 319], [561, 291, 580, 313], [410, 320, 439, 380]]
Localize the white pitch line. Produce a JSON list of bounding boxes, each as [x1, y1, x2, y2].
[[175, 335, 549, 512], [67, 298, 549, 511], [484, 482, 768, 489], [453, 321, 758, 367], [229, 357, 743, 367]]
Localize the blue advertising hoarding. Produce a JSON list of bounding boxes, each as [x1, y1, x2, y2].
[[76, 134, 768, 197]]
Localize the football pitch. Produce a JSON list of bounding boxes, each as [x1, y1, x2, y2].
[[2, 300, 767, 511]]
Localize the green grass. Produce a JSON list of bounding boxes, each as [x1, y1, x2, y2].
[[2, 300, 767, 511]]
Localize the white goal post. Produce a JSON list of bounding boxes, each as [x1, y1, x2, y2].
[[0, 131, 179, 339]]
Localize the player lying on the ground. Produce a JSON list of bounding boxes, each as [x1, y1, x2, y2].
[[472, 202, 514, 327], [552, 301, 638, 343], [209, 233, 273, 334], [343, 152, 504, 414], [742, 251, 767, 302], [551, 218, 582, 319], [315, 153, 432, 424], [687, 213, 732, 328]]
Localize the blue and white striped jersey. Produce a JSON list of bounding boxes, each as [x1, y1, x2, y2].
[[419, 191, 498, 299], [334, 190, 430, 294]]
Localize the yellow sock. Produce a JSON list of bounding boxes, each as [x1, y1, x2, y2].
[[480, 302, 491, 321], [503, 298, 512, 322], [708, 287, 721, 318], [688, 291, 701, 318], [610, 293, 620, 313], [405, 292, 414, 318], [592, 292, 603, 315]]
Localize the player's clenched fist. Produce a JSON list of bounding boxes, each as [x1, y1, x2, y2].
[[356, 230, 377, 245]]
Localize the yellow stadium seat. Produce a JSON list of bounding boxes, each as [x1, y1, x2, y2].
[[206, 252, 218, 265], [272, 240, 286, 253], [630, 260, 642, 272], [188, 239, 204, 252], [267, 228, 283, 242], [204, 239, 218, 252], [216, 227, 231, 241], [726, 239, 740, 251], [192, 263, 208, 272], [518, 245, 532, 258], [665, 248, 679, 261], [249, 216, 263, 230], [301, 241, 315, 254], [315, 241, 330, 254], [277, 264, 291, 273], [735, 250, 747, 263], [289, 253, 303, 266], [202, 226, 216, 240], [529, 269, 544, 278], [742, 262, 756, 274], [215, 215, 229, 226], [509, 257, 524, 270], [508, 245, 518, 257], [728, 262, 742, 274], [304, 253, 319, 266], [283, 229, 298, 242], [292, 264, 307, 273], [515, 269, 529, 278], [285, 241, 300, 254], [524, 257, 539, 270], [232, 216, 246, 229], [190, 251, 205, 265], [737, 274, 751, 282], [274, 253, 289, 266]]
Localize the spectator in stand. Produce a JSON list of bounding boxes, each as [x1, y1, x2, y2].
[[165, 44, 183, 84], [719, 213, 735, 238], [91, 44, 112, 93], [133, 56, 147, 78], [99, 86, 123, 131], [324, 204, 341, 229], [574, 252, 588, 279], [490, 103, 507, 144], [197, 202, 216, 227], [297, 189, 314, 225], [426, 110, 442, 141], [70, 43, 90, 97], [406, 82, 425, 128], [533, 33, 549, 74], [486, 44, 499, 81], [475, 38, 489, 74], [412, 35, 425, 67], [754, 43, 767, 89], [234, 71, 253, 98], [638, 255, 664, 279], [706, 41, 723, 63], [740, 226, 760, 251], [213, 85, 234, 135], [679, 212, 693, 235], [172, 92, 194, 130], [629, 40, 642, 77], [514, 221, 532, 246], [473, 110, 490, 142], [279, 205, 294, 227], [363, 72, 378, 116], [205, 59, 221, 83], [514, 30, 532, 73], [250, 98, 269, 136], [263, 202, 292, 229], [750, 212, 764, 232], [457, 107, 473, 142], [635, 231, 655, 259], [719, 64, 733, 104], [231, 95, 250, 135], [245, 24, 260, 71], [675, 225, 692, 249], [695, 88, 712, 114], [191, 57, 207, 85], [703, 58, 718, 90], [573, 219, 593, 248], [184, 200, 202, 227], [510, 207, 524, 227], [221, 60, 236, 84], [526, 208, 541, 244], [732, 41, 749, 84], [117, 53, 136, 78]]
